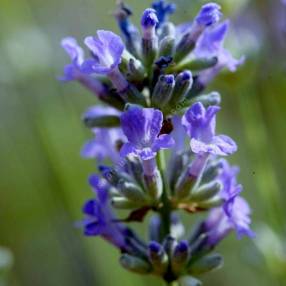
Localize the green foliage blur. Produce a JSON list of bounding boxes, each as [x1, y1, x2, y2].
[[0, 0, 285, 285]]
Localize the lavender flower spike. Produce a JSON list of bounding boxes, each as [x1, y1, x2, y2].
[[120, 106, 174, 162], [82, 175, 127, 249], [83, 30, 128, 92], [182, 102, 237, 156]]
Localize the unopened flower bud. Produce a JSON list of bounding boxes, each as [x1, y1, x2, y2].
[[173, 56, 218, 73], [99, 166, 133, 186], [158, 21, 176, 40], [149, 214, 161, 241], [141, 9, 159, 69], [169, 70, 193, 105], [148, 241, 168, 274], [197, 196, 224, 209], [189, 91, 221, 106], [152, 74, 175, 107], [201, 159, 224, 183], [144, 169, 163, 201], [111, 197, 139, 209], [171, 240, 190, 274], [190, 181, 222, 202], [188, 253, 223, 275], [120, 254, 152, 274], [126, 155, 144, 187], [159, 36, 175, 57], [163, 235, 177, 257], [118, 180, 148, 204], [127, 58, 145, 83]]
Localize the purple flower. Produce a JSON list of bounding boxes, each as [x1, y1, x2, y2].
[[203, 160, 254, 246], [204, 196, 254, 247], [171, 115, 186, 153], [120, 106, 174, 160], [152, 0, 176, 26], [83, 30, 125, 75], [60, 37, 108, 97], [81, 106, 124, 164], [82, 175, 127, 249], [182, 102, 237, 156], [195, 3, 222, 27], [60, 37, 85, 81], [217, 160, 242, 208], [195, 21, 245, 73]]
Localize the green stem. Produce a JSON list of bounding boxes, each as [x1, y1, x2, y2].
[[156, 150, 172, 239]]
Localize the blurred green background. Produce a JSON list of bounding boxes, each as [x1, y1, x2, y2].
[[0, 0, 285, 285]]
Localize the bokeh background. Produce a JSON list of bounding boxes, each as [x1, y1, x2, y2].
[[0, 0, 285, 285]]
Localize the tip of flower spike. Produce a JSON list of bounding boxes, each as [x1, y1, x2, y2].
[[196, 2, 222, 27], [148, 241, 162, 253], [181, 70, 192, 81], [141, 8, 159, 28], [176, 240, 189, 253], [162, 74, 175, 85]]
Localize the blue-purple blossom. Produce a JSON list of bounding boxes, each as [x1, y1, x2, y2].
[[195, 3, 222, 27], [60, 37, 85, 81], [218, 160, 242, 207], [120, 106, 175, 160], [83, 30, 125, 75], [171, 115, 186, 153], [82, 175, 127, 249], [182, 102, 237, 156], [203, 160, 254, 246], [81, 106, 124, 164], [195, 21, 245, 73], [152, 0, 176, 26], [204, 196, 254, 247]]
